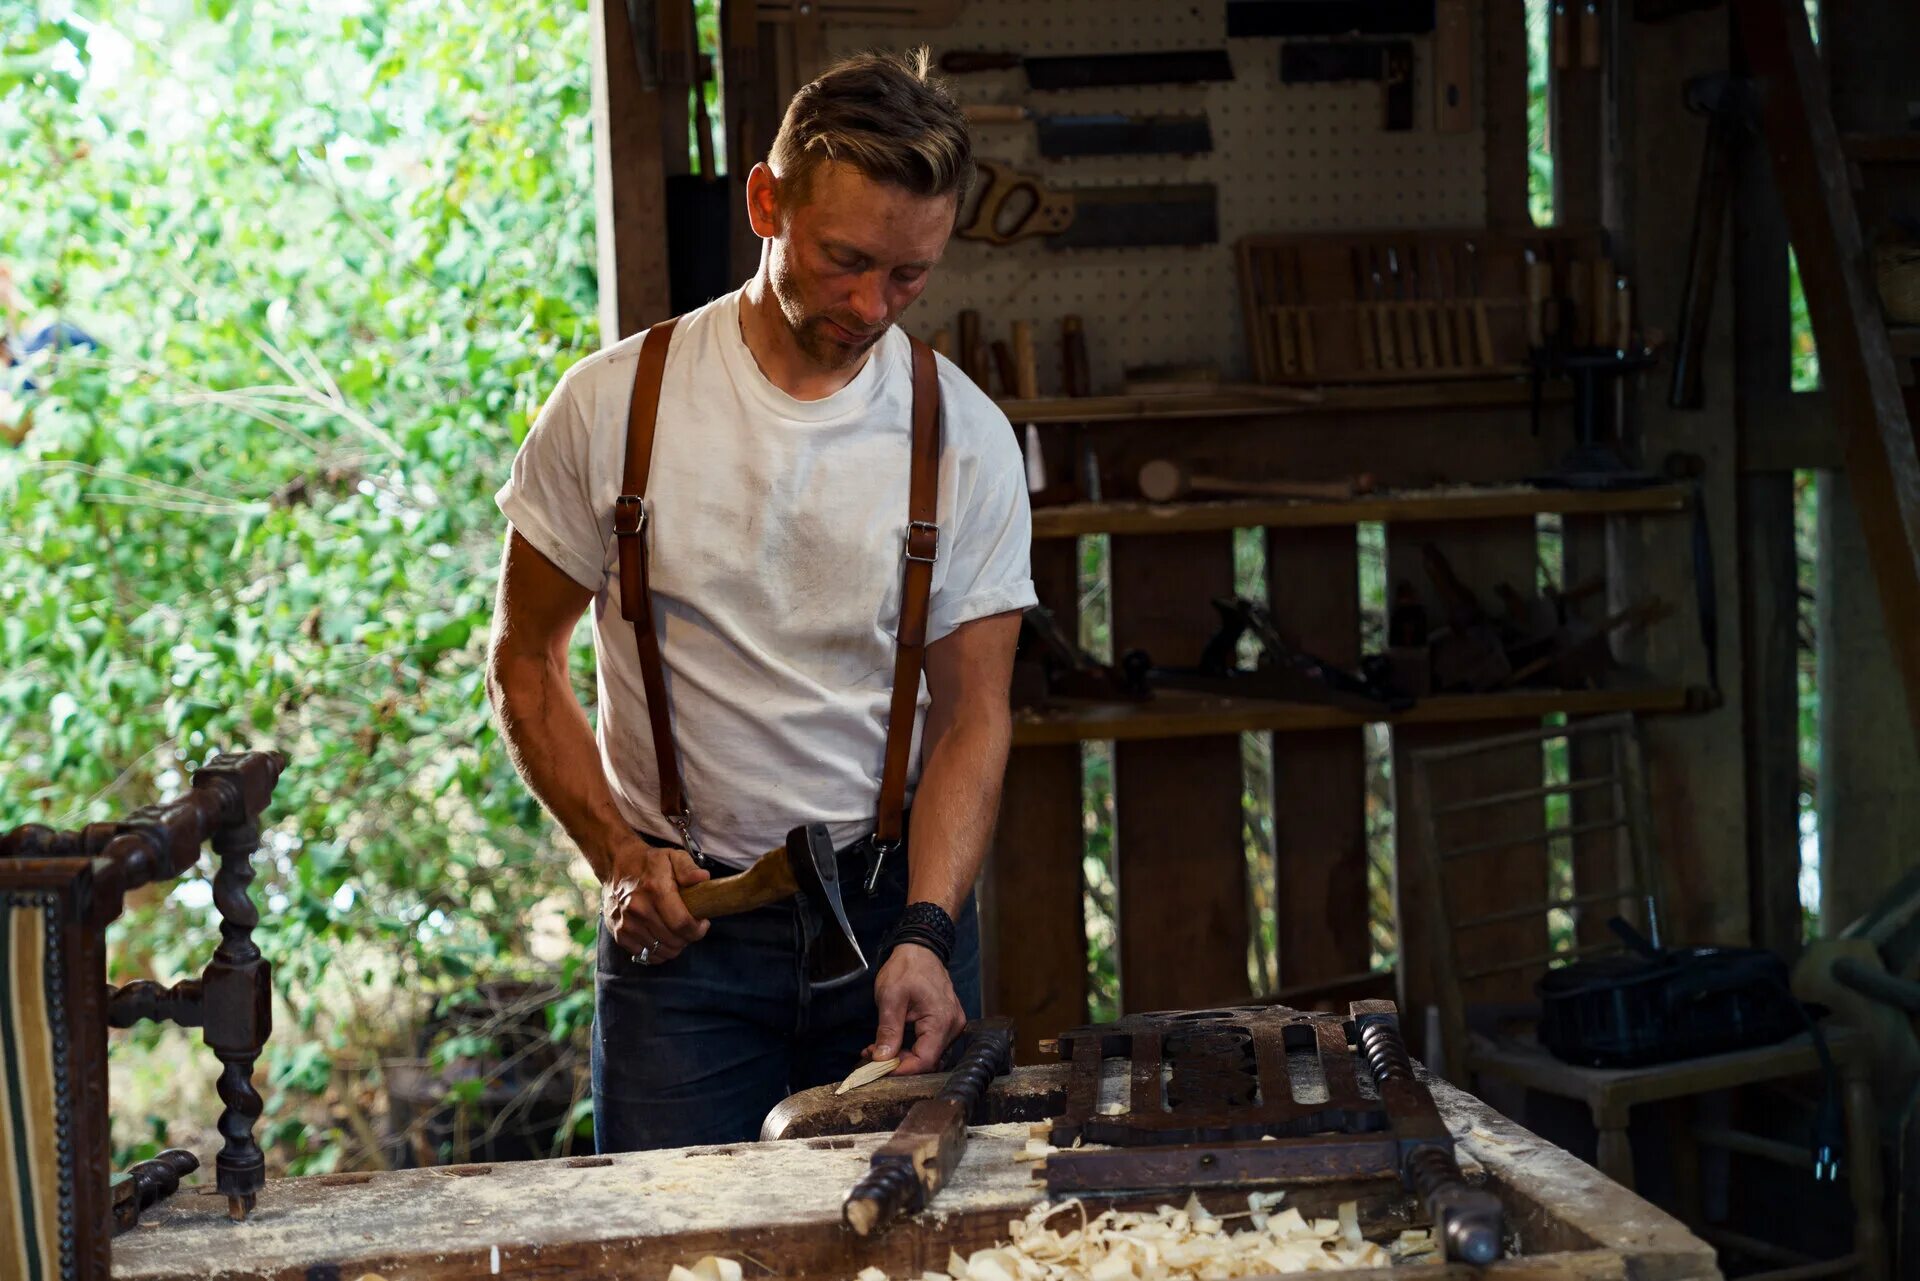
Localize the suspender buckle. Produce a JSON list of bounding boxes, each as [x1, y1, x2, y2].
[[614, 495, 648, 537], [904, 520, 939, 566], [863, 836, 899, 897], [668, 810, 702, 857]]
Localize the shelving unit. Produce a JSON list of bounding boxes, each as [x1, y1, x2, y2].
[[1032, 482, 1691, 539], [1011, 683, 1695, 747]]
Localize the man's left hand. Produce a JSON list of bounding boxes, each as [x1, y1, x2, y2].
[[866, 943, 965, 1075]]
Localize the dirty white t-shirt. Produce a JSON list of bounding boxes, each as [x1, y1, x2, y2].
[[496, 289, 1037, 868]]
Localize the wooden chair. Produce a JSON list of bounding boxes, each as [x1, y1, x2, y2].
[[1407, 714, 1886, 1281], [0, 751, 285, 1281]]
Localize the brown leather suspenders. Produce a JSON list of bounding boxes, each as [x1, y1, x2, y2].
[[613, 318, 942, 881]]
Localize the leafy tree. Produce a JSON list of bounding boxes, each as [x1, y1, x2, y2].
[[3, 0, 604, 1169]]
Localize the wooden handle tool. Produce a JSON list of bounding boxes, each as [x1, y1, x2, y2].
[[1138, 459, 1372, 503]]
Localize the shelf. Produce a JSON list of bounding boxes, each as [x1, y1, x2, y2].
[[1032, 483, 1691, 539], [994, 379, 1565, 424], [1011, 684, 1695, 747]]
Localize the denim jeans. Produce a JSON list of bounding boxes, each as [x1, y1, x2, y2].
[[590, 829, 982, 1152]]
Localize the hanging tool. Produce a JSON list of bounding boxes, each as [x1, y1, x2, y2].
[[940, 49, 1234, 89], [957, 159, 1217, 249], [1433, 0, 1473, 131], [1668, 72, 1755, 410], [1278, 40, 1415, 131], [842, 1018, 1015, 1237], [962, 105, 1214, 157], [1010, 321, 1039, 399]]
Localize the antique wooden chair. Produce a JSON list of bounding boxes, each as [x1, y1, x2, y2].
[[0, 751, 285, 1281], [1407, 714, 1885, 1281]]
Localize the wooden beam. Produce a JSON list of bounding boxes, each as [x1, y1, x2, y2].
[[590, 0, 672, 341], [1736, 0, 1920, 752]]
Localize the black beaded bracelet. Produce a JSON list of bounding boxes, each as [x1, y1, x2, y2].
[[883, 901, 957, 966]]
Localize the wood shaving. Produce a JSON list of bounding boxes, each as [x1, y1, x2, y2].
[[852, 1193, 1442, 1278], [835, 1058, 900, 1095], [666, 1259, 742, 1281]]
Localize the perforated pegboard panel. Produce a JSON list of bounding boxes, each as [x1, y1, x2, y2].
[[826, 0, 1488, 394]]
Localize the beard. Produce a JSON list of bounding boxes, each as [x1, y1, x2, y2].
[[770, 254, 890, 370]]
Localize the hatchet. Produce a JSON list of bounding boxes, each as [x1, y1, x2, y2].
[[680, 823, 869, 988]]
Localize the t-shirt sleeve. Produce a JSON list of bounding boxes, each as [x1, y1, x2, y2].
[[494, 371, 608, 592], [927, 383, 1039, 645]]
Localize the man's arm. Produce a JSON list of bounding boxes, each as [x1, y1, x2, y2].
[[865, 608, 1022, 1073], [486, 530, 709, 960]]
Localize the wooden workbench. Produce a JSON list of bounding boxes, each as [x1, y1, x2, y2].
[[111, 1070, 1718, 1280]]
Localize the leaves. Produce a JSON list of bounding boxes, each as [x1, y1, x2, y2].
[[3, 0, 605, 1170]]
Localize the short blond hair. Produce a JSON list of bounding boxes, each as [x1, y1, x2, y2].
[[768, 49, 974, 209]]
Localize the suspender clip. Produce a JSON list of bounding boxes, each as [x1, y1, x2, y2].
[[905, 520, 939, 566]]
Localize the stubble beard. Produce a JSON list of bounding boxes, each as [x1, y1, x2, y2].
[[771, 258, 888, 371]]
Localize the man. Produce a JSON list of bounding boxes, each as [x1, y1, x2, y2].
[[485, 49, 1034, 1151]]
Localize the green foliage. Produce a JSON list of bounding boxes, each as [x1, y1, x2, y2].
[[3, 0, 601, 1169]]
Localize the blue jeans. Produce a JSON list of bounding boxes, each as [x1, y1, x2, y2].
[[591, 830, 982, 1152]]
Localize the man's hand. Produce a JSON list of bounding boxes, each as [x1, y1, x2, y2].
[[600, 839, 712, 962], [866, 944, 965, 1074]]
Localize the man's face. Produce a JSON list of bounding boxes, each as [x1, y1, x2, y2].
[[761, 161, 956, 370]]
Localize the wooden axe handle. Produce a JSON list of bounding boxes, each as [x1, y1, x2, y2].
[[680, 844, 797, 919]]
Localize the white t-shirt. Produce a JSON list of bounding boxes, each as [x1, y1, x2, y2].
[[496, 289, 1037, 868]]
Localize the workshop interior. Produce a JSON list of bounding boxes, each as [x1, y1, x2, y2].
[[7, 0, 1920, 1277]]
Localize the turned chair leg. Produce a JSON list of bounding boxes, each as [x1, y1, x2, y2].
[[1594, 1100, 1635, 1191]]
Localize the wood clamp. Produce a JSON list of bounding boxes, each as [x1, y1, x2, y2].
[[842, 1017, 1015, 1236]]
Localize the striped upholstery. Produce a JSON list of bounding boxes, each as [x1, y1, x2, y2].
[[1, 899, 72, 1281]]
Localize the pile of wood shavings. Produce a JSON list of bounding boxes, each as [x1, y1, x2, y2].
[[848, 1192, 1440, 1280]]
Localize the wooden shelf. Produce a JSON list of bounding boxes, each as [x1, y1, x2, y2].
[[1032, 483, 1691, 539], [1011, 684, 1695, 747], [994, 378, 1564, 424]]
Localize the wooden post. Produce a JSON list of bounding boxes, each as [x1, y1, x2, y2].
[[590, 0, 672, 341], [1264, 526, 1371, 993], [1729, 15, 1805, 957], [1111, 531, 1251, 1013], [1484, 0, 1533, 229], [984, 536, 1087, 1063], [1735, 0, 1920, 757]]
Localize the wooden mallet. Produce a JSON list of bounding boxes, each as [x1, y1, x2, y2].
[[1137, 458, 1375, 503]]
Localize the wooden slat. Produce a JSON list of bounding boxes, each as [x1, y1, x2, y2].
[[1011, 684, 1693, 747], [1031, 485, 1691, 539], [1564, 516, 1627, 951], [1265, 525, 1370, 993], [1737, 0, 1920, 753], [1111, 531, 1250, 1013], [1388, 518, 1547, 1063], [589, 0, 672, 340]]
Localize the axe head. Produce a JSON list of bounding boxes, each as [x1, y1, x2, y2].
[[787, 823, 868, 989]]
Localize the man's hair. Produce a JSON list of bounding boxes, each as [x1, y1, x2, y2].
[[768, 48, 974, 210]]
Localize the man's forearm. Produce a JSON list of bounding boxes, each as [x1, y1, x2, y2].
[[487, 654, 629, 882], [903, 704, 1012, 918]]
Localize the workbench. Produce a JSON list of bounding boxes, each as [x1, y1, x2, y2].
[[111, 1068, 1719, 1280]]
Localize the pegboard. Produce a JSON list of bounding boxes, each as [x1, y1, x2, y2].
[[826, 0, 1489, 395]]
